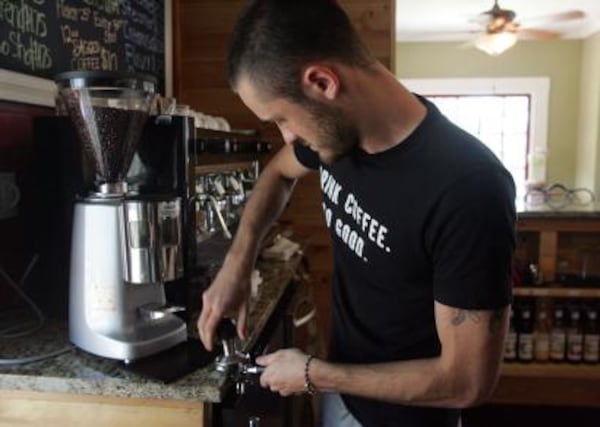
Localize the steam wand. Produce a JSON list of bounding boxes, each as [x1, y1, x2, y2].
[[208, 195, 232, 239]]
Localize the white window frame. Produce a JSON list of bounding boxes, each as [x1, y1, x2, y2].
[[400, 77, 550, 184]]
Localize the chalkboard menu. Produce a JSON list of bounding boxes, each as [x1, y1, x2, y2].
[[0, 0, 165, 89]]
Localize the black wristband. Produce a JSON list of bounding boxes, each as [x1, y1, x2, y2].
[[304, 354, 316, 395]]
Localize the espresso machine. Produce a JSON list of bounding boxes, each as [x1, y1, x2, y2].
[[54, 71, 187, 362]]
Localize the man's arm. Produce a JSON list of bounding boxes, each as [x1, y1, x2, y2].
[[197, 144, 312, 351], [257, 302, 509, 408]]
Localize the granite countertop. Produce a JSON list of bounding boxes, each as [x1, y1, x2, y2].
[[0, 253, 302, 404], [517, 201, 600, 218]]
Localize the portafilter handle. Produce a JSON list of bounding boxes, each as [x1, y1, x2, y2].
[[215, 319, 244, 372], [214, 319, 266, 395]]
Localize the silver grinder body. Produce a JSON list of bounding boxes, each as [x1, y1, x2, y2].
[[69, 197, 186, 361]]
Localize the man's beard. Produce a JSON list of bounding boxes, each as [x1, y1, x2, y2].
[[302, 99, 359, 164]]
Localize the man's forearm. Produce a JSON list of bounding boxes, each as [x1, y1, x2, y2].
[[226, 166, 297, 268], [301, 306, 507, 409], [310, 357, 486, 409]]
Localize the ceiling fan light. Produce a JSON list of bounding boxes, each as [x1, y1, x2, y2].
[[474, 32, 518, 56]]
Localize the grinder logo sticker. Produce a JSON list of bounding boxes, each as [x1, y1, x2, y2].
[[320, 166, 390, 263]]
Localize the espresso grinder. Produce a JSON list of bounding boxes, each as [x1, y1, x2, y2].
[[55, 71, 187, 362]]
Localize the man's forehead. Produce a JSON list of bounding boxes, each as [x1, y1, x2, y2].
[[237, 75, 279, 120], [237, 75, 271, 101]]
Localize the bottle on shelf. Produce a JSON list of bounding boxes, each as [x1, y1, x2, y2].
[[523, 262, 543, 286], [533, 299, 551, 363], [566, 303, 584, 364], [504, 307, 517, 362], [583, 303, 599, 364], [550, 304, 567, 363], [517, 302, 534, 363]]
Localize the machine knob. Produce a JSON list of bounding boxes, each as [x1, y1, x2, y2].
[[248, 416, 261, 426]]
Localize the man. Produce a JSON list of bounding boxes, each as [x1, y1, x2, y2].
[[197, 1, 516, 426]]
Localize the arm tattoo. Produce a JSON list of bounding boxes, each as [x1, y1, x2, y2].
[[451, 309, 481, 326], [488, 308, 505, 334], [450, 308, 505, 335]]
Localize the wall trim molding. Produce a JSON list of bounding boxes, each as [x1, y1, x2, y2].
[[0, 70, 55, 107]]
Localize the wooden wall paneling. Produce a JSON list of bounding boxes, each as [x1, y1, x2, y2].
[[172, 0, 183, 98], [339, 0, 394, 69], [180, 60, 229, 89], [174, 0, 395, 345]]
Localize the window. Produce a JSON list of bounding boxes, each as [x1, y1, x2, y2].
[[401, 77, 550, 200], [426, 94, 530, 199]]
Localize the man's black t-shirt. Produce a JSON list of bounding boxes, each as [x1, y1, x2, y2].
[[294, 95, 516, 427]]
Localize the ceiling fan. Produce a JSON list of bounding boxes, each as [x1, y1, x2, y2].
[[468, 0, 585, 55]]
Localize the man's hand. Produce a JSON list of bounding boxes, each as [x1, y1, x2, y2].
[[256, 348, 308, 397], [197, 145, 311, 352], [197, 263, 251, 351]]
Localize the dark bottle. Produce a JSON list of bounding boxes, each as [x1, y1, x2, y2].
[[533, 300, 551, 363], [550, 305, 567, 363], [583, 306, 599, 364], [566, 305, 584, 363], [517, 304, 534, 363], [523, 262, 543, 286], [504, 307, 517, 362]]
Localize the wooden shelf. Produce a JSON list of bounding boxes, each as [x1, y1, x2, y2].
[[513, 287, 600, 298], [504, 218, 600, 407], [518, 218, 600, 232], [492, 364, 600, 407], [193, 161, 256, 175], [501, 362, 600, 379]]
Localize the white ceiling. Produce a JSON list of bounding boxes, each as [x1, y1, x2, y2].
[[396, 0, 600, 42]]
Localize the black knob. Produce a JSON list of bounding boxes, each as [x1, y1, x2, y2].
[[217, 318, 237, 342]]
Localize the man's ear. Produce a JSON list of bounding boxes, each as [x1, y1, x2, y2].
[[301, 64, 340, 101]]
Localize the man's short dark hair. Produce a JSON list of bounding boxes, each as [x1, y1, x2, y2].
[[227, 0, 375, 101]]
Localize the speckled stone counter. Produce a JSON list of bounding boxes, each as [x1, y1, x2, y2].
[[517, 202, 600, 219], [0, 254, 302, 404]]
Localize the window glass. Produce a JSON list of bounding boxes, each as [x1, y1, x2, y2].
[[427, 94, 530, 199]]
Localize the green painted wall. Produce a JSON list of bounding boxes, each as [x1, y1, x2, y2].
[[575, 31, 600, 194], [396, 40, 583, 188]]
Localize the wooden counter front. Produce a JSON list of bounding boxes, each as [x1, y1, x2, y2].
[[0, 390, 204, 427]]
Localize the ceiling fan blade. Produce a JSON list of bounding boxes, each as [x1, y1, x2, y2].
[[401, 29, 479, 42], [503, 22, 519, 32], [551, 10, 586, 22], [517, 28, 562, 41], [520, 10, 586, 26], [470, 12, 493, 26]]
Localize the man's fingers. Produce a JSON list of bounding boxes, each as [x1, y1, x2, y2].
[[197, 304, 210, 350], [202, 310, 223, 352], [236, 303, 248, 340], [255, 352, 274, 366], [198, 292, 223, 352]]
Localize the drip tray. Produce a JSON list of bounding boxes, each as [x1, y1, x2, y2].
[[120, 339, 217, 383]]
